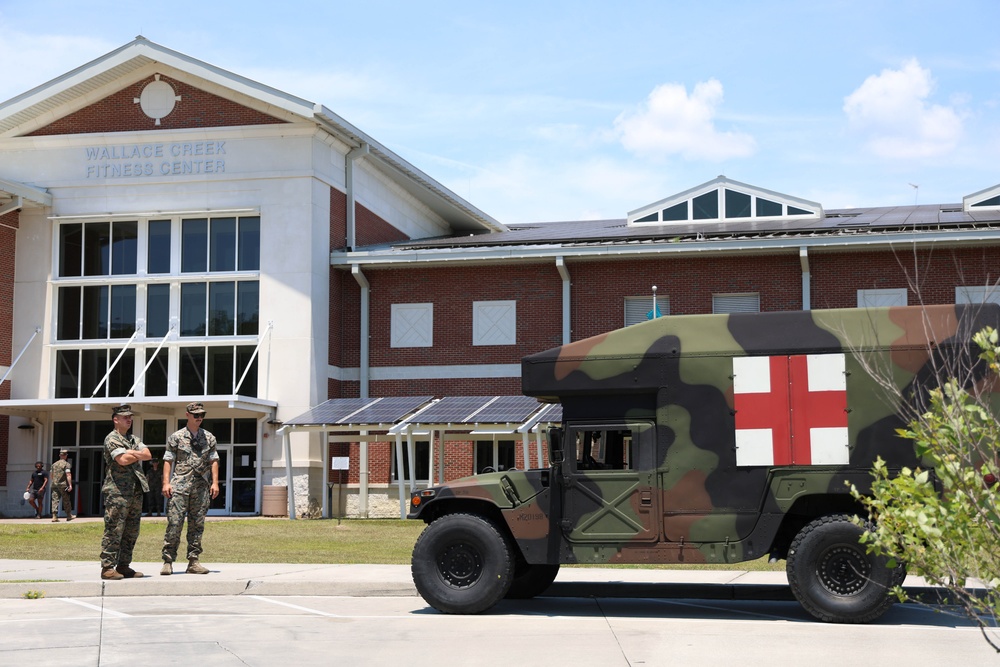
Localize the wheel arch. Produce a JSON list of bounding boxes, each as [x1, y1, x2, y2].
[[767, 493, 868, 561]]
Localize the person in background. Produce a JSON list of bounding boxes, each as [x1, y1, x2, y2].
[[100, 404, 151, 580], [145, 459, 164, 517], [160, 402, 219, 576], [49, 449, 74, 522], [25, 461, 48, 519]]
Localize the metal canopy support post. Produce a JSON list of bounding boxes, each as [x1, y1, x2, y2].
[[90, 327, 142, 398], [0, 326, 41, 386], [395, 431, 407, 519], [275, 426, 296, 520], [234, 321, 273, 394], [322, 428, 330, 519]]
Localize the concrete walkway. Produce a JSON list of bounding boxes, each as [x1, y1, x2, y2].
[[0, 557, 963, 603]]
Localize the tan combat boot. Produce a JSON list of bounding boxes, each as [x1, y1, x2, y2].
[[186, 559, 210, 575], [160, 561, 172, 576], [101, 568, 124, 580]]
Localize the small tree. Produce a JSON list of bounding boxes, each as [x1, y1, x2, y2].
[[852, 327, 1000, 651]]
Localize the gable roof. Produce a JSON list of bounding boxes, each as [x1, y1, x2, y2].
[[0, 36, 504, 234]]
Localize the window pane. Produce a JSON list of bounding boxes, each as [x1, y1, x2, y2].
[[79, 421, 105, 447], [662, 202, 687, 221], [232, 479, 256, 513], [145, 347, 168, 396], [59, 224, 82, 277], [179, 347, 205, 394], [788, 206, 811, 216], [107, 348, 135, 397], [180, 282, 207, 336], [237, 281, 259, 335], [235, 345, 257, 396], [210, 217, 236, 272], [181, 218, 208, 273], [146, 284, 170, 338], [203, 418, 232, 443], [82, 285, 108, 339], [208, 346, 234, 394], [143, 419, 167, 445], [724, 189, 751, 218], [476, 441, 493, 474], [111, 221, 138, 275], [148, 219, 171, 274], [233, 419, 257, 444], [209, 281, 236, 336], [55, 350, 79, 398], [110, 285, 136, 338], [84, 222, 111, 276], [81, 349, 106, 398], [53, 422, 77, 448], [756, 198, 782, 217], [57, 286, 81, 340], [693, 192, 718, 220], [238, 216, 260, 271], [498, 440, 515, 471]]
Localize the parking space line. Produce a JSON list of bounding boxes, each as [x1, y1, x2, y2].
[[247, 595, 347, 617], [57, 598, 131, 617]]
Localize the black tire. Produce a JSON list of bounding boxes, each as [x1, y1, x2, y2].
[[411, 513, 514, 614], [786, 514, 900, 623], [505, 563, 560, 599]]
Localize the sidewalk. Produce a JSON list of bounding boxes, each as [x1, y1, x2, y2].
[[0, 558, 962, 603]]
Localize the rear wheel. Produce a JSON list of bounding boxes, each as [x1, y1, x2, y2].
[[411, 513, 514, 614], [506, 562, 560, 599], [786, 514, 900, 623]]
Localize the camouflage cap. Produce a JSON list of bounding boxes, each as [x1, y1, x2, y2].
[[112, 404, 133, 417], [185, 402, 206, 415], [59, 449, 68, 455]]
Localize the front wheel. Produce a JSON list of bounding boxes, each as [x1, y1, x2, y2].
[[786, 514, 901, 623], [411, 513, 514, 614]]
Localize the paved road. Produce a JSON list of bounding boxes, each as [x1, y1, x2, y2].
[[2, 592, 997, 667]]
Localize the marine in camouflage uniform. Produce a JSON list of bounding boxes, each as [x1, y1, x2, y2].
[[49, 449, 74, 521], [160, 402, 219, 575], [100, 404, 151, 580]]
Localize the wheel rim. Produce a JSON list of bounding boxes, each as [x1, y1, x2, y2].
[[817, 544, 871, 596], [437, 542, 483, 589]]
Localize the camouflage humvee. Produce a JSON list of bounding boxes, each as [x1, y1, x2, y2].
[[408, 304, 1000, 622]]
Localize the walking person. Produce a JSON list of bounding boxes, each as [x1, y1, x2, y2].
[[50, 449, 74, 521], [145, 459, 164, 516], [100, 404, 151, 580], [160, 402, 219, 576], [25, 461, 48, 519]]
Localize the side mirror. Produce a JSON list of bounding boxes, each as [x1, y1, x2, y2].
[[547, 427, 564, 465]]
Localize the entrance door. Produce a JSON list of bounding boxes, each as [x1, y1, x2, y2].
[[76, 449, 105, 517], [208, 448, 228, 515], [561, 423, 658, 544]]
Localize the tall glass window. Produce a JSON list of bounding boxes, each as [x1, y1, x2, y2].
[[147, 284, 170, 338], [181, 218, 208, 273], [210, 218, 236, 272], [238, 217, 260, 271], [148, 219, 171, 274]]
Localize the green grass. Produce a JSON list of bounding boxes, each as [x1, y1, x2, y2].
[[0, 518, 784, 571]]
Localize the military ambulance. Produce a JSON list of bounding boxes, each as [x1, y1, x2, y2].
[[408, 304, 1000, 622]]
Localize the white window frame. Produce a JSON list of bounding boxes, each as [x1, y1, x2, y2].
[[713, 293, 760, 314], [955, 286, 1000, 305], [857, 288, 907, 308], [472, 300, 516, 346], [624, 296, 669, 326], [391, 303, 434, 348]]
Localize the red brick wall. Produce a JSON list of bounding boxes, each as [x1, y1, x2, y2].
[[810, 247, 1000, 308], [27, 75, 287, 135]]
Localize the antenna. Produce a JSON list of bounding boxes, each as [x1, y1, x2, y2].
[[908, 183, 919, 205]]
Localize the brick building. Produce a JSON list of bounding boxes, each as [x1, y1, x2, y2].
[[2, 38, 1000, 517]]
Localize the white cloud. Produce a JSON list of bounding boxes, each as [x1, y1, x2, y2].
[[613, 80, 756, 162], [843, 59, 963, 159]]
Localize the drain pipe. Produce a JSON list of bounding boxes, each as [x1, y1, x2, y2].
[[345, 144, 370, 250], [799, 246, 811, 311], [556, 256, 571, 344], [352, 265, 370, 399]]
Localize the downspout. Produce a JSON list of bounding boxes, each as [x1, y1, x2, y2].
[[799, 246, 811, 311], [345, 144, 370, 251], [555, 256, 571, 344]]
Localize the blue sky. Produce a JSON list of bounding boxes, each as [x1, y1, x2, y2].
[[1, 1, 999, 223]]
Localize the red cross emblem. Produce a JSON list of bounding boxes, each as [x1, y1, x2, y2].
[[733, 354, 849, 466]]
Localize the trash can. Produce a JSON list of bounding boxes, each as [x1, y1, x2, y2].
[[261, 485, 288, 516]]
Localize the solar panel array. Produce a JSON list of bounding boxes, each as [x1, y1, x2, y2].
[[473, 395, 542, 423], [284, 396, 433, 426], [409, 396, 495, 424]]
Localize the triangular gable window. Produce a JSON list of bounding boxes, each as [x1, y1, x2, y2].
[[627, 176, 822, 226], [963, 184, 1000, 211]]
